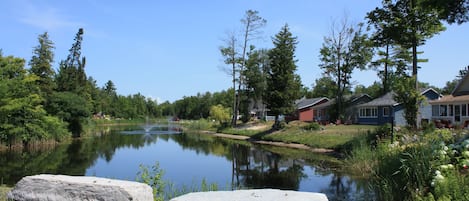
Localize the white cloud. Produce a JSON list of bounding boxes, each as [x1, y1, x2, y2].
[[17, 1, 84, 31]]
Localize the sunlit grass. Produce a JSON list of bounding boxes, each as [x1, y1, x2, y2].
[[219, 121, 376, 149], [0, 185, 11, 201]]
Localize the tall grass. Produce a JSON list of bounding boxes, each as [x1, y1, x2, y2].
[[0, 185, 10, 201], [345, 125, 469, 201], [137, 163, 219, 201]]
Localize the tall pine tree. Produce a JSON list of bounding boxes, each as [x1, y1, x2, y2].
[[52, 28, 91, 137], [56, 28, 88, 95], [264, 24, 302, 129], [29, 32, 56, 97]]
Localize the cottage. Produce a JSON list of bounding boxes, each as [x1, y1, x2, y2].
[[311, 94, 372, 124], [295, 97, 329, 122], [356, 89, 441, 126], [430, 73, 469, 128]]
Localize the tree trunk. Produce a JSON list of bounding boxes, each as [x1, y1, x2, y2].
[[231, 62, 238, 127], [384, 43, 390, 93], [411, 0, 419, 129]]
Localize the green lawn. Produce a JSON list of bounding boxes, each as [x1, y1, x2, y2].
[[219, 121, 376, 149], [263, 124, 376, 149]]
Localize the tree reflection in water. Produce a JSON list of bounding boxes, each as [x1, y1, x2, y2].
[[0, 126, 375, 200]]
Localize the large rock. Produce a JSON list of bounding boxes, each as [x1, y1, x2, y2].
[[170, 189, 329, 201], [7, 174, 153, 201]]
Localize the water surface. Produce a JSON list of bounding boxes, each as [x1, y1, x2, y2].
[[0, 125, 375, 200]]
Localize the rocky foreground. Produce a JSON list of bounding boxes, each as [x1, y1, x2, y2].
[[7, 174, 328, 201]]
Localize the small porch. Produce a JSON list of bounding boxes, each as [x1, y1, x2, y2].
[[431, 102, 469, 128]]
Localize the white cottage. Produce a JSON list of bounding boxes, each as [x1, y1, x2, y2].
[[430, 73, 469, 128]]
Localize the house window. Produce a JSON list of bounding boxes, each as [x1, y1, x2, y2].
[[440, 105, 447, 116], [383, 107, 390, 117], [432, 105, 439, 116], [359, 107, 378, 118], [464, 104, 468, 117], [449, 104, 454, 116]]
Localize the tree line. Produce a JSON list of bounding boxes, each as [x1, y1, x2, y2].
[[0, 29, 165, 147]]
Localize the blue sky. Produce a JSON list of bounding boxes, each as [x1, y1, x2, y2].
[[1, 0, 468, 102]]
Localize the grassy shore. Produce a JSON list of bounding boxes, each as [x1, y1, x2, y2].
[[218, 121, 377, 150], [0, 185, 11, 201]]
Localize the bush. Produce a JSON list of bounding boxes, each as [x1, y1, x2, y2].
[[185, 119, 213, 131], [302, 122, 321, 131], [272, 121, 286, 130]]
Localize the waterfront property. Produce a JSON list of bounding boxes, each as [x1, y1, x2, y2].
[[295, 97, 329, 122], [356, 88, 441, 126], [430, 73, 469, 128], [310, 94, 372, 124]]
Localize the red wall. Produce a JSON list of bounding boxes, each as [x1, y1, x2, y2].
[[299, 108, 314, 122]]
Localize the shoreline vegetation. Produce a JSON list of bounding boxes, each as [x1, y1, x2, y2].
[[185, 119, 469, 200], [4, 119, 469, 200]]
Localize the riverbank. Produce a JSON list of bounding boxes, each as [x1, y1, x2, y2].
[[206, 131, 335, 153], [199, 121, 376, 152]]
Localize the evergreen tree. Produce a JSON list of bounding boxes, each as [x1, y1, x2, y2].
[[264, 24, 302, 129], [0, 52, 68, 147], [29, 32, 56, 97], [51, 28, 91, 136], [56, 28, 88, 95]]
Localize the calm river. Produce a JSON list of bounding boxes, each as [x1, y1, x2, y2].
[[0, 124, 375, 201]]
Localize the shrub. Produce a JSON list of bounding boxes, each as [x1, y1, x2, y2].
[[302, 122, 321, 131], [136, 163, 165, 201]]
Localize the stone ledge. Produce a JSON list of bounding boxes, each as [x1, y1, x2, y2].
[[170, 189, 329, 201], [7, 174, 153, 201]]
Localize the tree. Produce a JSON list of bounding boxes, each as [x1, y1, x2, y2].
[[393, 76, 424, 129], [311, 76, 341, 99], [29, 32, 56, 97], [56, 28, 88, 96], [220, 31, 240, 126], [354, 82, 383, 98], [220, 10, 266, 127], [210, 104, 231, 126], [53, 28, 91, 136], [0, 53, 68, 147], [236, 10, 267, 125], [47, 92, 91, 137], [441, 65, 469, 94], [264, 24, 302, 129], [242, 48, 269, 122], [319, 19, 373, 121]]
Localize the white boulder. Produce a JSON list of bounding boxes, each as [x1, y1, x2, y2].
[[7, 174, 153, 201], [170, 189, 328, 201]]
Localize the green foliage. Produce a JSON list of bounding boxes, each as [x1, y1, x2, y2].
[[311, 76, 339, 98], [136, 163, 165, 201], [302, 122, 321, 131], [29, 32, 56, 97], [47, 92, 91, 137], [0, 53, 68, 147], [319, 20, 373, 119], [264, 24, 302, 128], [209, 104, 231, 126], [55, 28, 88, 96], [351, 127, 469, 200], [354, 81, 383, 99], [184, 119, 213, 131], [393, 76, 424, 129]]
